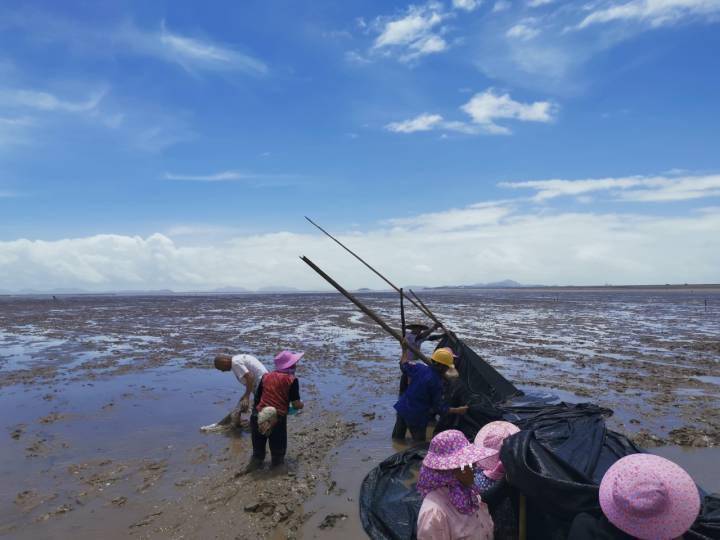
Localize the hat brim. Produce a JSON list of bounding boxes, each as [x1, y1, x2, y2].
[[474, 421, 520, 470], [599, 454, 701, 540], [406, 324, 430, 331], [423, 444, 498, 471], [275, 351, 304, 370]]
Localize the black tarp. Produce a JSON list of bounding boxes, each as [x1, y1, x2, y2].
[[360, 383, 720, 539]]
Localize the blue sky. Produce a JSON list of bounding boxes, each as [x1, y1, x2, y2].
[[1, 0, 719, 290]]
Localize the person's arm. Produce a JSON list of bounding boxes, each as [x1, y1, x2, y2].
[[239, 372, 254, 411], [425, 332, 446, 342], [399, 338, 410, 364], [431, 379, 468, 416], [417, 323, 441, 341], [289, 378, 303, 410]]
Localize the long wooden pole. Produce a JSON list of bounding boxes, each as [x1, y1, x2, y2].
[[400, 287, 406, 338], [304, 216, 445, 327], [301, 256, 430, 365]]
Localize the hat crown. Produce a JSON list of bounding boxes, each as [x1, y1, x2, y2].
[[613, 476, 669, 518], [428, 430, 469, 458]]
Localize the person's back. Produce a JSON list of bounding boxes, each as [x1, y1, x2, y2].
[[257, 371, 296, 415], [231, 353, 267, 392]]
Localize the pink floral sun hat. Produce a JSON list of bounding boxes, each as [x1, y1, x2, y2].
[[599, 454, 700, 540], [274, 350, 304, 370], [474, 421, 520, 472], [423, 429, 498, 471]]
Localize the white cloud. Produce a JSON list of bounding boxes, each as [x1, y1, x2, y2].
[[528, 0, 555, 6], [506, 23, 540, 40], [499, 173, 720, 202], [493, 1, 512, 12], [0, 88, 105, 113], [164, 170, 248, 182], [578, 0, 720, 29], [371, 2, 450, 62], [152, 21, 267, 75], [385, 89, 556, 135], [385, 113, 444, 133], [1, 202, 719, 291], [453, 0, 482, 11], [461, 89, 556, 132]]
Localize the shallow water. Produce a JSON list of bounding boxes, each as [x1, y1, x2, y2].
[[0, 290, 718, 537]]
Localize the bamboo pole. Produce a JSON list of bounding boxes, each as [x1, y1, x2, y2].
[[300, 256, 430, 365], [408, 289, 448, 333], [304, 216, 442, 325], [400, 287, 406, 338]]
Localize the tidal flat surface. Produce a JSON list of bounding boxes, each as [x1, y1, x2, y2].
[[0, 290, 718, 538]]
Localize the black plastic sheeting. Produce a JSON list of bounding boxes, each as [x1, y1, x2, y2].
[[360, 338, 720, 539]]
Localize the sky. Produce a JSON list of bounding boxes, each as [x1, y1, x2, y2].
[[1, 0, 719, 291]]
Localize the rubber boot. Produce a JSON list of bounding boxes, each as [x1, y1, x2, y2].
[[243, 457, 263, 474], [271, 455, 285, 467]]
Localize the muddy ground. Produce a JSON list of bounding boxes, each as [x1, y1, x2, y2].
[[1, 289, 719, 538]]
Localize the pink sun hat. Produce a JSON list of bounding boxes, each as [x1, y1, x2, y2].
[[423, 429, 498, 471], [274, 350, 304, 370], [474, 421, 520, 473], [599, 454, 700, 540]]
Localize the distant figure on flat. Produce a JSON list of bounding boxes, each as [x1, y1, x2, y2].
[[202, 353, 268, 432], [245, 350, 305, 472]]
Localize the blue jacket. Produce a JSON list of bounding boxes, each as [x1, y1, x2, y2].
[[394, 362, 448, 427]]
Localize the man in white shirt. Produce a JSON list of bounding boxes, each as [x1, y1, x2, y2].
[[209, 353, 269, 429]]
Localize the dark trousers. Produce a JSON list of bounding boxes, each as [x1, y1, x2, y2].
[[251, 414, 288, 463], [391, 413, 427, 442]]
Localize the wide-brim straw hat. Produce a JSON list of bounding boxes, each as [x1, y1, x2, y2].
[[423, 429, 498, 471], [599, 454, 700, 540], [474, 421, 520, 470], [274, 350, 304, 370]]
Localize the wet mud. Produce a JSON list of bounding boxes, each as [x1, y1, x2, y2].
[[0, 289, 718, 538]]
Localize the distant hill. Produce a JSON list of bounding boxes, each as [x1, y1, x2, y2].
[[257, 286, 299, 293], [212, 286, 250, 293]]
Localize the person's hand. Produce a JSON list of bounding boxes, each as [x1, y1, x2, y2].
[[239, 396, 250, 412]]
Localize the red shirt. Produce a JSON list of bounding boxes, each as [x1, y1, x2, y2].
[[256, 372, 299, 416]]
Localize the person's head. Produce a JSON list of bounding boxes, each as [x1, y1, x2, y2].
[[453, 465, 475, 487], [214, 354, 232, 371], [430, 348, 454, 374], [273, 350, 304, 373], [599, 454, 700, 540], [406, 323, 429, 336], [474, 421, 520, 480]]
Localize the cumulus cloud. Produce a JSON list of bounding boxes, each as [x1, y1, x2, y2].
[[1, 203, 719, 291], [371, 2, 450, 62], [385, 113, 444, 133], [453, 0, 482, 11], [385, 89, 556, 136], [577, 0, 720, 29], [499, 173, 720, 202], [506, 23, 540, 40], [528, 0, 555, 6]]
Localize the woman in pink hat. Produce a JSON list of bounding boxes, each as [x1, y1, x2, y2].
[[473, 421, 520, 493], [568, 453, 701, 539], [244, 350, 305, 473], [416, 429, 498, 540]]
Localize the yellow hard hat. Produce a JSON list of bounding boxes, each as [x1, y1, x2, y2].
[[431, 348, 454, 368]]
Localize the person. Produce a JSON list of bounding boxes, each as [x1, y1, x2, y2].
[[396, 323, 445, 399], [433, 347, 468, 435], [473, 421, 520, 492], [203, 353, 268, 431], [393, 347, 469, 442], [244, 350, 304, 472], [416, 429, 497, 540], [568, 453, 701, 540]]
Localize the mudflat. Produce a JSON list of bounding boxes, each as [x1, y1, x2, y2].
[[1, 290, 718, 538]]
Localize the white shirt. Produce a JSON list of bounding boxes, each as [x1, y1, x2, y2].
[[231, 354, 268, 393]]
